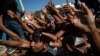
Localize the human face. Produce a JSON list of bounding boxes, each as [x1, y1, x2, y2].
[[31, 41, 45, 52], [7, 10, 14, 18]]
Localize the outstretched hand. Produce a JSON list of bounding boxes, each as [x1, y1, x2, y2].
[[42, 32, 62, 47], [66, 3, 91, 32], [81, 3, 95, 25]]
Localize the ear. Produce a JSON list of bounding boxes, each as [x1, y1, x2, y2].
[[31, 42, 35, 47], [43, 43, 48, 48]]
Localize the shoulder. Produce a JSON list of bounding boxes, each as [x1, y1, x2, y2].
[[42, 51, 54, 56]]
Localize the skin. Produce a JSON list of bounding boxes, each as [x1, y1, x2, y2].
[[16, 14, 33, 34], [65, 2, 100, 51], [0, 15, 48, 53], [25, 11, 42, 29], [81, 3, 100, 51], [0, 2, 100, 56]]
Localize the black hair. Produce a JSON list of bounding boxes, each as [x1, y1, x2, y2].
[[31, 28, 51, 44], [3, 0, 18, 12]]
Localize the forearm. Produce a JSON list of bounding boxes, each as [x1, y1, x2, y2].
[[0, 40, 22, 47], [53, 15, 62, 24], [74, 23, 90, 33], [32, 22, 42, 29], [36, 18, 47, 25], [89, 24, 100, 50], [50, 7, 65, 22], [21, 23, 33, 34], [0, 15, 21, 41], [55, 11, 65, 22], [55, 30, 65, 39], [81, 2, 100, 51], [1, 25, 21, 41], [34, 15, 47, 25], [16, 16, 33, 34], [42, 32, 57, 41], [0, 39, 30, 48]]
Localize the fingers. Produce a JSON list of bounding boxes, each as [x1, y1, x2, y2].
[[55, 30, 65, 39], [67, 14, 73, 19], [63, 5, 76, 16], [81, 2, 95, 25], [71, 6, 80, 12], [81, 3, 92, 15]]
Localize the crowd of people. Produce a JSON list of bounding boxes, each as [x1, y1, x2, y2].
[[0, 0, 100, 56]]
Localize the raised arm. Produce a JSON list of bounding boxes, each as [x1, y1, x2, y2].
[[82, 3, 100, 50], [33, 13, 47, 25], [0, 15, 21, 41], [0, 39, 30, 48], [0, 15, 30, 48], [42, 32, 62, 47], [15, 15, 34, 34], [25, 11, 42, 29], [67, 13, 90, 33], [47, 3, 65, 22]]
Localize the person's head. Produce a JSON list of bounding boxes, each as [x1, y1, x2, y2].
[[30, 28, 51, 53], [7, 10, 15, 18]]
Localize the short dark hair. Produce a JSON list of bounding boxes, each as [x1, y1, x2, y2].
[[31, 28, 51, 44]]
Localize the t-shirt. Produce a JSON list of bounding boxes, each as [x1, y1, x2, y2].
[[25, 48, 54, 56]]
